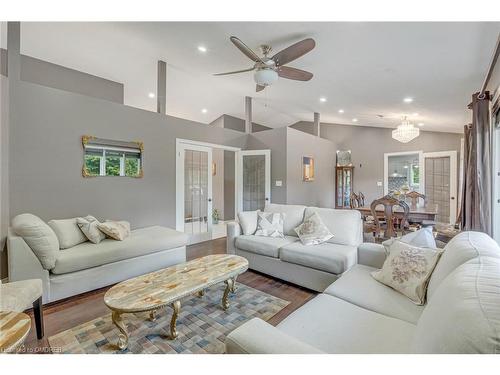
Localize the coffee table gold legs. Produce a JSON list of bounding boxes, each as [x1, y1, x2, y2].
[[111, 311, 129, 350], [222, 278, 236, 311], [169, 301, 181, 339], [149, 310, 157, 322]]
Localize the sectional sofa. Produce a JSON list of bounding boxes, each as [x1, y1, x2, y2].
[[8, 214, 188, 303], [226, 231, 500, 354], [227, 204, 363, 292]]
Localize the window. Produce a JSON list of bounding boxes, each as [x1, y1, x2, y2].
[[82, 136, 143, 178]]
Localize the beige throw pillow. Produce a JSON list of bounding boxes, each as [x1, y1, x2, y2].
[[77, 215, 106, 244], [237, 210, 260, 235], [48, 218, 88, 249], [294, 212, 334, 245], [372, 240, 443, 305], [98, 220, 131, 241]]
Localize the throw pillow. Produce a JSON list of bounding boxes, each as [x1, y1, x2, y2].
[[98, 220, 131, 241], [12, 213, 59, 270], [382, 227, 437, 253], [294, 212, 334, 245], [254, 212, 285, 238], [237, 210, 260, 235], [48, 218, 88, 249], [372, 240, 443, 305], [76, 215, 106, 244]]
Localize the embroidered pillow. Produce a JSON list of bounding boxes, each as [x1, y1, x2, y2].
[[382, 227, 437, 253], [237, 210, 260, 235], [255, 212, 285, 238], [372, 240, 443, 305], [77, 215, 106, 244], [294, 212, 334, 245], [97, 220, 131, 241]]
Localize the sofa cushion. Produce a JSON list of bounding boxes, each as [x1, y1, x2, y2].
[[51, 226, 188, 274], [12, 213, 59, 270], [48, 218, 88, 249], [382, 227, 437, 251], [413, 256, 500, 353], [324, 264, 424, 324], [235, 235, 298, 258], [264, 204, 306, 236], [427, 231, 500, 301], [304, 207, 362, 247], [279, 241, 357, 275], [294, 212, 333, 246], [255, 212, 285, 238], [77, 215, 106, 244], [98, 220, 131, 241], [277, 294, 415, 353]]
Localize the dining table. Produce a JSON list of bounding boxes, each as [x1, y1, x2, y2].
[[355, 203, 438, 222]]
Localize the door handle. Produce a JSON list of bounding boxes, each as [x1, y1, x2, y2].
[[451, 197, 455, 200], [265, 197, 269, 201], [208, 198, 212, 202]]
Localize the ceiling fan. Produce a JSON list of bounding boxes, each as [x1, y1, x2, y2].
[[214, 36, 316, 92]]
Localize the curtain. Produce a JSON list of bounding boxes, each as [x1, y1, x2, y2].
[[460, 92, 492, 235]]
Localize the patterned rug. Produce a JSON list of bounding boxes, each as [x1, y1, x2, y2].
[[48, 284, 289, 354]]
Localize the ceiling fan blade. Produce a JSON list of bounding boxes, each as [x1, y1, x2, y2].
[[278, 66, 314, 81], [256, 84, 266, 92], [213, 67, 255, 76], [230, 36, 264, 63], [272, 38, 316, 66]]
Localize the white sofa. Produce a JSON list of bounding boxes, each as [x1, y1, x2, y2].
[[227, 204, 363, 292], [8, 222, 188, 304], [226, 231, 500, 354]]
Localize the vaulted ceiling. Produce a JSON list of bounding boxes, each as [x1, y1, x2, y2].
[[14, 22, 500, 132]]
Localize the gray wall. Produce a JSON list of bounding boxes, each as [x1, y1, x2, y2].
[[246, 127, 288, 204], [286, 128, 337, 208], [292, 121, 463, 205], [211, 114, 272, 133], [223, 151, 235, 220], [8, 80, 247, 234], [0, 49, 124, 104]]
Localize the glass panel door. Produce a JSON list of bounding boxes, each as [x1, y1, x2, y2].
[[181, 145, 212, 244], [238, 150, 271, 212], [425, 156, 452, 224]]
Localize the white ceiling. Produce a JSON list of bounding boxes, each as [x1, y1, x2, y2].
[[14, 22, 500, 133]]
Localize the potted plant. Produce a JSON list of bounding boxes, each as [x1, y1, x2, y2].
[[212, 208, 220, 224]]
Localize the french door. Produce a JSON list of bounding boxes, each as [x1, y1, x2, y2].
[[423, 151, 458, 224], [176, 143, 213, 244], [237, 150, 271, 212]]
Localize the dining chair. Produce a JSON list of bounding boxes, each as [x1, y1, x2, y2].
[[405, 191, 425, 209], [370, 195, 410, 241], [358, 192, 365, 207], [349, 192, 360, 209]]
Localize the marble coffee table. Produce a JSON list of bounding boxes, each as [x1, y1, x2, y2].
[[0, 311, 31, 353], [104, 254, 248, 350]]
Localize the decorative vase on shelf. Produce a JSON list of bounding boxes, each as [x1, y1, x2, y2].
[[212, 208, 220, 224]]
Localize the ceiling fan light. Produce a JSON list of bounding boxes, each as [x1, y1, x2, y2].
[[254, 69, 279, 86]]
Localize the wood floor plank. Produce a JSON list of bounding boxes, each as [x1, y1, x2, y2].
[[21, 236, 317, 353]]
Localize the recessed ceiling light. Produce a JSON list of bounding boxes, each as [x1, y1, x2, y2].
[[338, 109, 344, 114], [319, 97, 327, 103], [403, 97, 413, 103], [197, 45, 207, 53], [352, 118, 358, 122], [418, 123, 424, 127], [201, 108, 208, 114], [148, 92, 155, 98]]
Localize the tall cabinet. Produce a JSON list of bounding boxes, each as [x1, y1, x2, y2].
[[335, 166, 354, 209]]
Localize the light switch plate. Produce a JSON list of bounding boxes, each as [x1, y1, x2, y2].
[[275, 180, 283, 187], [377, 181, 383, 187]]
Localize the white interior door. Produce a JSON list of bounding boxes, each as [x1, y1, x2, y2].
[[176, 143, 213, 244], [237, 150, 271, 212], [423, 151, 458, 224]]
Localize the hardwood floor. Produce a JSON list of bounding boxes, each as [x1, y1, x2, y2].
[[21, 237, 316, 353]]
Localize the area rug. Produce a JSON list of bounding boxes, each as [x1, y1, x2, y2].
[[48, 283, 289, 354]]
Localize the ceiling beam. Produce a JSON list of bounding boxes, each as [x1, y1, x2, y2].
[[157, 60, 166, 114], [313, 112, 320, 137], [245, 96, 252, 134]]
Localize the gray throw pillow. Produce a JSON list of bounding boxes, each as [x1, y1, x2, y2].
[[48, 218, 88, 249], [12, 213, 59, 270], [255, 212, 285, 238], [77, 215, 106, 244], [237, 210, 260, 235]]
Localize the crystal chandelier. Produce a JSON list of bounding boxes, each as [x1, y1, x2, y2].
[[392, 116, 420, 143]]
